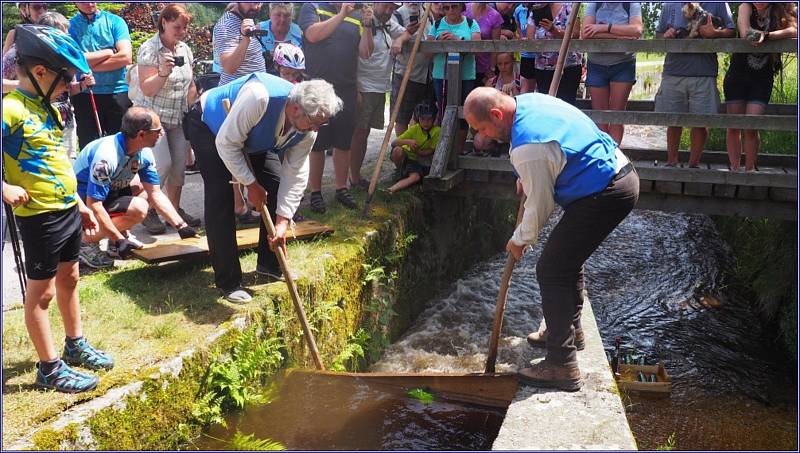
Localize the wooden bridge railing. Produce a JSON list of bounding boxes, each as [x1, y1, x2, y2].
[[421, 38, 798, 220], [419, 38, 798, 54]]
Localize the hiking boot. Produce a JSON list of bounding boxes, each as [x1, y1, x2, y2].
[[518, 359, 582, 392], [527, 323, 585, 351], [177, 207, 201, 227], [62, 337, 114, 370], [143, 208, 166, 235], [309, 191, 326, 214], [223, 287, 252, 304], [79, 242, 114, 269], [255, 263, 299, 282], [35, 359, 98, 393], [335, 188, 357, 210]]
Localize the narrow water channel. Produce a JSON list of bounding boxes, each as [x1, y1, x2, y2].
[[196, 209, 796, 450], [370, 209, 797, 450]]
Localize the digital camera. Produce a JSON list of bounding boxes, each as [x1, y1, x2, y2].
[[173, 56, 185, 67]]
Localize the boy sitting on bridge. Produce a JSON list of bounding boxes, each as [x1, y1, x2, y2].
[[388, 103, 440, 193]]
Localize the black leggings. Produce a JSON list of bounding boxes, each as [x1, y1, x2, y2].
[[185, 106, 281, 292], [534, 65, 582, 106], [535, 167, 639, 366], [71, 92, 131, 150]]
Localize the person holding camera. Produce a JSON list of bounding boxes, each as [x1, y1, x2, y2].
[[214, 2, 267, 87], [214, 2, 270, 224], [526, 3, 583, 105], [134, 3, 200, 235]]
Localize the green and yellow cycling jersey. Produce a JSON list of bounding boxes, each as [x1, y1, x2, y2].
[[2, 89, 77, 217]]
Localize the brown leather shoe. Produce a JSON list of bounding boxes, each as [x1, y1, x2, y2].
[[527, 324, 585, 351], [518, 360, 582, 392]]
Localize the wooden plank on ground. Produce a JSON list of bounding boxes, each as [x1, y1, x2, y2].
[[132, 220, 334, 264], [684, 163, 713, 196]]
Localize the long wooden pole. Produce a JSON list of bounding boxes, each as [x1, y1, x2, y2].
[[485, 2, 581, 374], [223, 99, 325, 371], [362, 3, 432, 217]]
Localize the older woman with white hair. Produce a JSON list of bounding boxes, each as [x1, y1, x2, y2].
[[184, 75, 342, 303], [258, 2, 304, 73]]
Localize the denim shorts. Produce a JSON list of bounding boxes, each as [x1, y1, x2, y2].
[[585, 60, 636, 87]]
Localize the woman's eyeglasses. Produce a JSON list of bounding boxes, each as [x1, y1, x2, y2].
[[442, 4, 461, 11]]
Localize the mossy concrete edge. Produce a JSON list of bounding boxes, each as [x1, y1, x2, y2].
[[11, 193, 515, 450]]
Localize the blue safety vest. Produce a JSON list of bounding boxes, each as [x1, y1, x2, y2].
[[202, 73, 306, 157], [511, 93, 619, 207]]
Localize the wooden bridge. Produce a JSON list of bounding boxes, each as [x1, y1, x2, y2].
[[420, 39, 798, 220]]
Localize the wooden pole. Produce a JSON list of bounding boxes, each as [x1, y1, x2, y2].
[[485, 2, 581, 374], [362, 3, 432, 217], [223, 99, 325, 371]]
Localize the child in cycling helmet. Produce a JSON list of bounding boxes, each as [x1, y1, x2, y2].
[[388, 102, 441, 193], [2, 24, 114, 394], [273, 42, 306, 84]]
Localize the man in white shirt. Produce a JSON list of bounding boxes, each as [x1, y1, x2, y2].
[[465, 87, 639, 392], [185, 74, 342, 303]]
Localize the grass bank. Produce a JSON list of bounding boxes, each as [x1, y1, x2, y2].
[[2, 187, 515, 449]]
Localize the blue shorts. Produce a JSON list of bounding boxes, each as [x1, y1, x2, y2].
[[585, 60, 636, 87]]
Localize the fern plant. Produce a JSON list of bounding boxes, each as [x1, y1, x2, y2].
[[331, 329, 370, 371], [228, 431, 286, 451]]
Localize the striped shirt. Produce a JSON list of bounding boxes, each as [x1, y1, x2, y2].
[[213, 11, 267, 86]]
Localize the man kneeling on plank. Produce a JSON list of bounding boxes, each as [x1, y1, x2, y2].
[[185, 74, 342, 304], [74, 107, 199, 269], [464, 87, 639, 392]]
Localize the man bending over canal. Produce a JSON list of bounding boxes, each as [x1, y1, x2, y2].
[[464, 87, 639, 392], [185, 74, 342, 304]]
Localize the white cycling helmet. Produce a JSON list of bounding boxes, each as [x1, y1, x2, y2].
[[273, 43, 305, 70]]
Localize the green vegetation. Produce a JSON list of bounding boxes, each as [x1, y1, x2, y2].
[[407, 388, 435, 404], [656, 433, 676, 451], [228, 431, 286, 451], [714, 217, 797, 358]]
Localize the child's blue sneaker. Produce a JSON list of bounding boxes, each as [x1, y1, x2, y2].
[[62, 337, 114, 370], [35, 360, 98, 393]]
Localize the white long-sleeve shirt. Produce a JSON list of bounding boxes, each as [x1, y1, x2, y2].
[[509, 143, 629, 246], [200, 79, 315, 219]]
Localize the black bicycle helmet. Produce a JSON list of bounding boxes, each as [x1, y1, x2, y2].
[[414, 102, 438, 120], [14, 24, 90, 130]]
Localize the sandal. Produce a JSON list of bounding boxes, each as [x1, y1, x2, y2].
[[309, 192, 326, 214]]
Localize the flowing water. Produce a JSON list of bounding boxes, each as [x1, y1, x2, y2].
[[197, 209, 796, 450], [370, 209, 797, 450]]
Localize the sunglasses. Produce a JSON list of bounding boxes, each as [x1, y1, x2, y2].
[[29, 4, 47, 11], [442, 4, 462, 11], [142, 126, 163, 135]]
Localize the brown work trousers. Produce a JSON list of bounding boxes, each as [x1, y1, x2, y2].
[[537, 167, 639, 366]]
